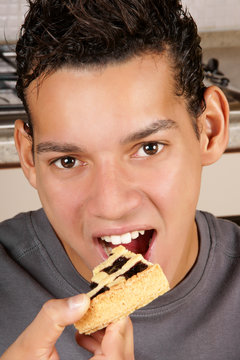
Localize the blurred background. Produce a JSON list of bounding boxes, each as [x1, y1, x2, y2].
[[0, 0, 240, 221]]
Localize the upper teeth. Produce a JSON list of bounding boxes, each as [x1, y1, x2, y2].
[[101, 230, 145, 245]]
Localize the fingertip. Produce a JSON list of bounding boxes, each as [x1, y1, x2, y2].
[[67, 294, 90, 312], [115, 316, 131, 327], [107, 316, 132, 334]]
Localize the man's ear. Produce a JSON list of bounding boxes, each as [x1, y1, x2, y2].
[[14, 119, 37, 188], [199, 86, 229, 166]]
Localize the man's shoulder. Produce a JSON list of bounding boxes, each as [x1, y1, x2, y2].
[[198, 210, 240, 257], [0, 209, 44, 258]]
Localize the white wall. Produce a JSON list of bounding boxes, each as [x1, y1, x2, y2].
[[0, 167, 41, 222], [182, 0, 240, 32], [198, 153, 240, 217], [0, 0, 27, 43]]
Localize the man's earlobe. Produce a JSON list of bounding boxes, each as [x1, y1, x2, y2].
[[14, 119, 37, 188], [199, 86, 229, 166]]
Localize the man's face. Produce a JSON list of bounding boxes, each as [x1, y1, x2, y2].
[[26, 54, 203, 285]]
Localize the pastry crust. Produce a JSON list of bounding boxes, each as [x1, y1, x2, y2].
[[74, 246, 169, 334]]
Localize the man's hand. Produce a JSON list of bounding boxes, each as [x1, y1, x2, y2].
[[76, 317, 135, 360], [1, 294, 135, 360], [0, 294, 90, 360]]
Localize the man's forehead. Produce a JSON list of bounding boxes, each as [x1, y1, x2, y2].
[[25, 52, 186, 142]]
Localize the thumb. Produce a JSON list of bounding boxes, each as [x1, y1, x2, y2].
[[91, 317, 134, 360], [1, 294, 90, 360], [33, 294, 90, 348]]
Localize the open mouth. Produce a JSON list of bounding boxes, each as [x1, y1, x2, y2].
[[98, 229, 155, 258]]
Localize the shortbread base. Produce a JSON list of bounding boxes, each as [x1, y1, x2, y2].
[[74, 263, 169, 335]]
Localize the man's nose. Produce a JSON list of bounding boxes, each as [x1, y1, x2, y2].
[[87, 162, 142, 221]]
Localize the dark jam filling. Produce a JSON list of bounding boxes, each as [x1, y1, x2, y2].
[[90, 286, 110, 299], [90, 282, 98, 290], [102, 256, 129, 274], [89, 258, 148, 299], [122, 261, 148, 280]]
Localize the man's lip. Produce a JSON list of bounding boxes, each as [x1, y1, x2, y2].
[[144, 230, 157, 261]]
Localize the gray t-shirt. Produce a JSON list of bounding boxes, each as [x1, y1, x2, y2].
[[0, 209, 240, 359]]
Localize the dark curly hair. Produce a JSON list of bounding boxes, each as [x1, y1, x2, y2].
[[16, 0, 205, 138]]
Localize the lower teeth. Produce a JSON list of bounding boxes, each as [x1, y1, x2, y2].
[[102, 242, 113, 256]]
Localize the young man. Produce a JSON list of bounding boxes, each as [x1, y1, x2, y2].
[[0, 0, 239, 359]]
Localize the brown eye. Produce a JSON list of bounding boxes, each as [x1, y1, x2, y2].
[[54, 156, 79, 169], [61, 157, 76, 168], [135, 142, 164, 157], [143, 143, 160, 155]]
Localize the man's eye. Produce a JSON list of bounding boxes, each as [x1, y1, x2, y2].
[[134, 142, 164, 157], [53, 156, 80, 169]]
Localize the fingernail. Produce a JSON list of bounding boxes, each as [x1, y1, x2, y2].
[[68, 294, 89, 310]]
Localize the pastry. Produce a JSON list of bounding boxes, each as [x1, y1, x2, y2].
[[74, 245, 169, 334]]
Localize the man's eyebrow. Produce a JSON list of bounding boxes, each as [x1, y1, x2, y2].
[[36, 119, 178, 154], [36, 142, 85, 154], [121, 119, 178, 144]]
